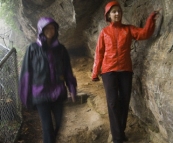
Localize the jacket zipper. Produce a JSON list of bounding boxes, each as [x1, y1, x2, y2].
[[114, 26, 119, 69]]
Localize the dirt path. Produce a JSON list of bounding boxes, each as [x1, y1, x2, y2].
[[17, 57, 150, 143]]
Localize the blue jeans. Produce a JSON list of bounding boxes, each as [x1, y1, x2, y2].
[[102, 71, 132, 141], [36, 100, 64, 143]]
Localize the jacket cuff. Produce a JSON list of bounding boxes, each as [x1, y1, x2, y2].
[[92, 73, 98, 80], [148, 12, 157, 21]]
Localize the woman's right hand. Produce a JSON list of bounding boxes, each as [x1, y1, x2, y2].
[[71, 93, 76, 102], [92, 77, 100, 82]]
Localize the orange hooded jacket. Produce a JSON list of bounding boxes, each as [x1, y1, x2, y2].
[[92, 2, 156, 79]]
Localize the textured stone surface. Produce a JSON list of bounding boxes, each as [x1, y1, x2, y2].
[[15, 0, 173, 142], [17, 0, 104, 56], [122, 0, 173, 142]]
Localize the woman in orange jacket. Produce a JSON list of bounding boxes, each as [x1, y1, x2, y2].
[[92, 1, 159, 143]]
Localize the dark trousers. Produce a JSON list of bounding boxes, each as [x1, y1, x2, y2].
[[102, 71, 132, 141], [36, 100, 64, 143]]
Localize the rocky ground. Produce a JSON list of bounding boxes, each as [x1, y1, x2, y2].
[[16, 57, 152, 143]]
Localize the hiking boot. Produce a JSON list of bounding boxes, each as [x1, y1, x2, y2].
[[113, 139, 123, 143]]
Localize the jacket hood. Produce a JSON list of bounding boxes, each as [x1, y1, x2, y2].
[[37, 17, 59, 35], [36, 17, 59, 47], [105, 1, 122, 22]]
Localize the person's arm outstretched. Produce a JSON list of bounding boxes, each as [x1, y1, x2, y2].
[[130, 10, 160, 40]]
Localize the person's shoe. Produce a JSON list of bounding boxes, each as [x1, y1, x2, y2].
[[122, 132, 128, 141], [113, 139, 123, 143], [122, 134, 128, 141]]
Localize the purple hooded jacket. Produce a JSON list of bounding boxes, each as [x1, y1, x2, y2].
[[19, 17, 77, 108]]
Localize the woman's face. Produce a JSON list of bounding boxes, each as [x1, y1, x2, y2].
[[108, 6, 122, 23], [43, 24, 55, 40]]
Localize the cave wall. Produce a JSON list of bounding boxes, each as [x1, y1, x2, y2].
[[17, 0, 104, 56], [15, 0, 173, 142], [124, 0, 173, 142]]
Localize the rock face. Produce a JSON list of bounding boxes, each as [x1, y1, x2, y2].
[[123, 1, 173, 142], [17, 0, 104, 56], [15, 0, 173, 142]]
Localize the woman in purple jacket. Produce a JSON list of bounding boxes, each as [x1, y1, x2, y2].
[[19, 17, 77, 143]]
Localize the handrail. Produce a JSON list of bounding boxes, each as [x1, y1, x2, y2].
[[0, 43, 10, 50], [0, 48, 16, 68]]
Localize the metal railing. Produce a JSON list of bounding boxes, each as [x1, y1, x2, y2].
[[0, 46, 22, 143]]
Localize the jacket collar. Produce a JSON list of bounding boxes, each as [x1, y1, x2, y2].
[[110, 22, 122, 27]]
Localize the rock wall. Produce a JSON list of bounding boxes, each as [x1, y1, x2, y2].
[[15, 0, 173, 142], [124, 0, 173, 142], [17, 0, 104, 56]]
